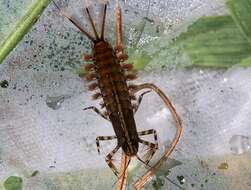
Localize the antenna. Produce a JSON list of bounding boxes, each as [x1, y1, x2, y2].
[[100, 4, 107, 40], [52, 0, 96, 42], [85, 7, 100, 39]]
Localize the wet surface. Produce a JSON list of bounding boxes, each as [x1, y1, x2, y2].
[[1, 0, 251, 190]]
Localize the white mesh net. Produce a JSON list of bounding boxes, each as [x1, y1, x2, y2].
[[1, 0, 251, 190]]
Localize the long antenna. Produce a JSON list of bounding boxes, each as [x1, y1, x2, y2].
[[52, 0, 96, 42], [85, 7, 100, 40], [100, 4, 107, 40]]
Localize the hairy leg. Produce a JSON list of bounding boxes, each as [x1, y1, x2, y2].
[[105, 145, 121, 176]]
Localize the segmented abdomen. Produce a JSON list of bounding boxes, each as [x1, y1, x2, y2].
[[96, 42, 132, 114], [85, 40, 138, 140]]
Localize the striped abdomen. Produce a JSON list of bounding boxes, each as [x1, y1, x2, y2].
[[86, 40, 139, 156]]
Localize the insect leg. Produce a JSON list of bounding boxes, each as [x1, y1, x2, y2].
[[132, 83, 183, 190], [138, 138, 158, 164], [83, 106, 109, 120], [106, 145, 121, 176], [133, 90, 152, 113], [138, 129, 158, 144], [96, 135, 117, 154], [139, 139, 157, 149]]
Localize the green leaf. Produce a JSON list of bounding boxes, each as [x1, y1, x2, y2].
[[172, 16, 251, 67], [3, 176, 23, 190], [237, 55, 251, 66], [174, 16, 235, 44], [225, 0, 251, 46], [0, 0, 52, 64], [155, 158, 182, 177], [128, 51, 151, 70]]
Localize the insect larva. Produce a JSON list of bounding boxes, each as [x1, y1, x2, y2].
[[53, 0, 182, 189]]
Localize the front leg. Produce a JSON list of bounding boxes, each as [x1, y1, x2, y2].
[[133, 90, 152, 113], [83, 106, 109, 120]]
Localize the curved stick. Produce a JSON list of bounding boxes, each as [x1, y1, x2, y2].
[[132, 83, 183, 190]]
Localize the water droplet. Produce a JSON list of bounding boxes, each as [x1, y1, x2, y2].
[[0, 80, 9, 88], [177, 175, 186, 185], [46, 95, 66, 110], [229, 135, 251, 155], [218, 161, 228, 170]]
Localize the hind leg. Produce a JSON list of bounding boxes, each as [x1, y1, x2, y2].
[[96, 135, 117, 154], [138, 129, 158, 144], [138, 138, 158, 165], [105, 145, 121, 176], [138, 129, 158, 165]]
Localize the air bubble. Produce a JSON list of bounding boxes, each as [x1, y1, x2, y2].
[[46, 95, 66, 110], [229, 135, 251, 155], [177, 175, 186, 185]]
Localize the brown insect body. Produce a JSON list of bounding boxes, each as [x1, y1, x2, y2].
[[54, 1, 183, 189], [92, 40, 139, 156]]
